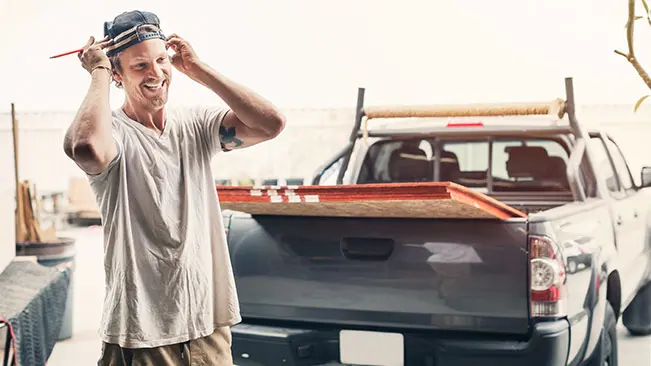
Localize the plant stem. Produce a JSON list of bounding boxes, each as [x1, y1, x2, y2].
[[615, 0, 651, 89]]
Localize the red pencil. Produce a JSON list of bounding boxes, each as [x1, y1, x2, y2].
[[49, 48, 84, 59]]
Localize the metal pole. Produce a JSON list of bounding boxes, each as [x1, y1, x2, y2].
[[487, 137, 494, 193], [348, 88, 365, 143], [336, 87, 365, 184], [564, 78, 581, 138], [564, 77, 598, 199], [433, 137, 441, 181], [11, 103, 18, 192], [12, 103, 27, 242]]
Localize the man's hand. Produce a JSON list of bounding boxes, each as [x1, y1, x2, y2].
[[164, 33, 285, 152], [77, 36, 113, 74], [166, 34, 201, 75]]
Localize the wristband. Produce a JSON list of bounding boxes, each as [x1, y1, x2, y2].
[[91, 65, 112, 76]]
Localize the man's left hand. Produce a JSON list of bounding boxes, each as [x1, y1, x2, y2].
[[166, 34, 201, 75]]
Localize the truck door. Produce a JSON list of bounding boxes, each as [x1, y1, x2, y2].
[[603, 135, 650, 295], [589, 134, 647, 303]]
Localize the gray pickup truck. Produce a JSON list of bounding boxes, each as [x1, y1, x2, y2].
[[223, 78, 651, 366]]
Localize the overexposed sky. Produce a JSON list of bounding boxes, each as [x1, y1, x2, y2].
[[1, 0, 649, 112]]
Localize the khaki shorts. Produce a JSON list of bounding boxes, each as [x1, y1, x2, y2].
[[97, 326, 233, 366]]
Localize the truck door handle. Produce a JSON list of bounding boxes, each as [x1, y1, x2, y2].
[[340, 237, 394, 261]]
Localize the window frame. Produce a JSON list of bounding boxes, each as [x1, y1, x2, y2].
[[586, 133, 635, 200], [354, 135, 575, 195], [603, 134, 637, 194]]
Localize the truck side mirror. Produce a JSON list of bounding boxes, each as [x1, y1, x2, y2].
[[641, 167, 651, 188]]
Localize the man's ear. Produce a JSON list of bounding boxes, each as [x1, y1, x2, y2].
[[112, 70, 123, 84]]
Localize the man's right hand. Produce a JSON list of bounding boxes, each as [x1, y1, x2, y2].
[[78, 36, 113, 74]]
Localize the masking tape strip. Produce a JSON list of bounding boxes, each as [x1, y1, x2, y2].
[[266, 195, 320, 203], [304, 195, 320, 203]]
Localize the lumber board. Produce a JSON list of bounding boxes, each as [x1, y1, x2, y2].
[[363, 99, 566, 120]]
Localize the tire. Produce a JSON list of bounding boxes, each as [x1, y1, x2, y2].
[[585, 302, 618, 366], [622, 280, 651, 335], [568, 259, 578, 274]]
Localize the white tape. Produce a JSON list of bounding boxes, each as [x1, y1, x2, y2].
[[270, 195, 283, 203], [286, 185, 299, 190], [284, 190, 296, 196], [250, 189, 262, 196], [304, 195, 320, 203], [288, 195, 301, 203], [267, 189, 278, 196]]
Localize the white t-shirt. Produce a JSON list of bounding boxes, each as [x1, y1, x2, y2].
[[86, 105, 241, 348]]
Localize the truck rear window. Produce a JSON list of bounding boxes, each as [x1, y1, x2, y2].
[[356, 137, 571, 192]]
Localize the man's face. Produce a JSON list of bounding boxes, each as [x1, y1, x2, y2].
[[114, 39, 172, 110]]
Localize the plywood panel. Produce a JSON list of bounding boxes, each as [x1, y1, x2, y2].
[[217, 182, 526, 220]]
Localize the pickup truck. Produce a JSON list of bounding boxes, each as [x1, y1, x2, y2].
[[221, 78, 651, 366]]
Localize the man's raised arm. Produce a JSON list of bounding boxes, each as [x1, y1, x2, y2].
[[166, 34, 286, 151], [63, 36, 118, 175]]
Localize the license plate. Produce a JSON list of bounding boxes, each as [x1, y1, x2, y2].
[[339, 330, 404, 366]]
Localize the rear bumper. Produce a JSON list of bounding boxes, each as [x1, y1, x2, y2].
[[231, 319, 570, 366]]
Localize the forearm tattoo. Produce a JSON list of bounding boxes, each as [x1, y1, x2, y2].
[[219, 125, 244, 151]]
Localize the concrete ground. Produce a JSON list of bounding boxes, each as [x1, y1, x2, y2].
[[45, 226, 651, 365]]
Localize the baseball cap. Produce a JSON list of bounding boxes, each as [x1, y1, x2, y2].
[[103, 10, 167, 57]]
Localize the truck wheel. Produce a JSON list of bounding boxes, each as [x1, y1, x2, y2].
[[586, 302, 618, 366], [568, 259, 578, 274], [623, 280, 651, 335]]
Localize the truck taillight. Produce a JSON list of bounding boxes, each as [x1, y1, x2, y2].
[[529, 235, 567, 318]]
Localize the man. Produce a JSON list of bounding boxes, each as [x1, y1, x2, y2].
[[62, 10, 285, 366]]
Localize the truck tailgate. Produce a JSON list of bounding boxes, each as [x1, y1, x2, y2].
[[227, 214, 531, 335]]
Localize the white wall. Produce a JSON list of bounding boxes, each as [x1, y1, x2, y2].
[[0, 108, 356, 193]]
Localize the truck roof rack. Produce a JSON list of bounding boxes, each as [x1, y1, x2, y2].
[[354, 78, 582, 138], [358, 99, 572, 139], [313, 77, 595, 202]]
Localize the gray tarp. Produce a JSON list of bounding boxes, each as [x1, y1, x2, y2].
[[0, 260, 71, 366]]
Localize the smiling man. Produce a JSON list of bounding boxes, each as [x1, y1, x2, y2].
[[62, 10, 285, 366]]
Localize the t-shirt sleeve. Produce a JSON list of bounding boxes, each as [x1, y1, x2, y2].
[[85, 132, 123, 182], [193, 105, 231, 157]]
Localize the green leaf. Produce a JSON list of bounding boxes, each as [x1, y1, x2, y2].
[[634, 95, 650, 112]]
